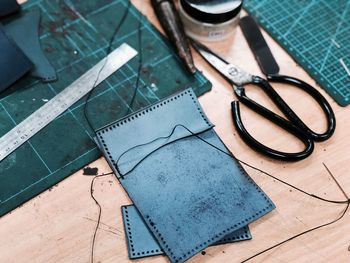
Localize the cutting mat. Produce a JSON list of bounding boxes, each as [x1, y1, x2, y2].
[[244, 0, 350, 106], [0, 0, 211, 217]]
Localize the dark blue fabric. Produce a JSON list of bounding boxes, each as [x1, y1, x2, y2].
[[0, 0, 20, 17], [0, 25, 32, 92], [96, 88, 275, 263]]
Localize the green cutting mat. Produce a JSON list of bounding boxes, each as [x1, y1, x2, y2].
[[0, 0, 211, 217], [244, 0, 350, 106]]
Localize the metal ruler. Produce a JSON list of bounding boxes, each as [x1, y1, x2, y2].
[[0, 43, 138, 162]]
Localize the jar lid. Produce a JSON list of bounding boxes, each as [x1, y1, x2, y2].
[[180, 0, 242, 24]]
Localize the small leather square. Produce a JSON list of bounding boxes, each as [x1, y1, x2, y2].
[[0, 25, 33, 92], [121, 205, 252, 259]]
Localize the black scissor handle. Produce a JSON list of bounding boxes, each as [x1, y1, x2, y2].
[[231, 91, 314, 161], [255, 75, 336, 141]]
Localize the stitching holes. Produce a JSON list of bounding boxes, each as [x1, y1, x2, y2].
[[123, 206, 135, 256]]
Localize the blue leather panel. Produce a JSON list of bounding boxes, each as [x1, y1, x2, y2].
[[121, 205, 252, 259], [97, 89, 213, 177], [0, 25, 33, 92], [4, 9, 57, 82], [96, 88, 275, 263]]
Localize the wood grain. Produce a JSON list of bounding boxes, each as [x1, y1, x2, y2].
[[1, 1, 349, 262]]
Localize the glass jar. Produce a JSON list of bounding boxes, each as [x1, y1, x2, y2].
[[179, 0, 242, 42]]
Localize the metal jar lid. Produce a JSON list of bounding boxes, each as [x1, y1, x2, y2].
[[180, 0, 243, 24]]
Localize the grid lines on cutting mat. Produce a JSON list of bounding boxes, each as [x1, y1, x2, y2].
[[244, 0, 350, 106], [0, 0, 210, 216]]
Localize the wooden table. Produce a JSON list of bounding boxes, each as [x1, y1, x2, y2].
[[1, 1, 349, 262]]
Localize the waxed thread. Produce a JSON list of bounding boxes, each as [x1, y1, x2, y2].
[[81, 1, 145, 263]]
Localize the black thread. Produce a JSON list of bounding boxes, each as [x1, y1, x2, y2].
[[115, 124, 207, 178], [83, 0, 144, 133], [83, 0, 132, 132], [238, 162, 350, 262], [238, 160, 349, 205], [89, 172, 114, 263], [125, 12, 144, 115], [82, 1, 145, 263], [243, 205, 349, 262], [87, 10, 144, 260], [97, 89, 211, 179]]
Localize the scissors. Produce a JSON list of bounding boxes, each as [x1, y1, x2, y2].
[[192, 40, 336, 161]]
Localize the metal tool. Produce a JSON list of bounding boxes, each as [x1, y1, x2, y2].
[[0, 43, 137, 162], [192, 40, 336, 161], [151, 0, 196, 74], [240, 15, 279, 76]]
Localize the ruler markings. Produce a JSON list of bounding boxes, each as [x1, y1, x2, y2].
[[0, 43, 138, 162]]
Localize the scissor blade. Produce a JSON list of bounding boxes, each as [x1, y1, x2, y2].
[[192, 40, 253, 86], [192, 40, 231, 76]]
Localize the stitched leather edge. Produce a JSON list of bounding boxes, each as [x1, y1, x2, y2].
[[143, 143, 274, 262], [121, 205, 163, 259], [122, 205, 251, 258], [96, 88, 212, 177], [215, 226, 251, 244]]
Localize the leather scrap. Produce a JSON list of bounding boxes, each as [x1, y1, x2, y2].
[[4, 8, 57, 82], [0, 25, 33, 92], [0, 0, 20, 17], [121, 205, 252, 259]]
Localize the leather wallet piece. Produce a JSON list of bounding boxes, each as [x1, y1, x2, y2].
[[4, 8, 57, 82], [0, 25, 33, 93], [121, 205, 252, 259], [0, 0, 20, 17], [96, 88, 275, 263]]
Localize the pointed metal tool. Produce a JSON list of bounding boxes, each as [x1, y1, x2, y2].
[[151, 0, 196, 74]]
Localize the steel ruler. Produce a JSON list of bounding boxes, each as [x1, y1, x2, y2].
[[0, 43, 138, 162]]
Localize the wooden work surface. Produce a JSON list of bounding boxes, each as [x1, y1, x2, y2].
[[1, 1, 349, 262]]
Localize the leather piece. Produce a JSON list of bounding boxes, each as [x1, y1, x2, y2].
[[0, 0, 20, 17], [96, 89, 213, 177], [214, 226, 251, 246], [96, 88, 275, 263], [0, 25, 33, 92], [4, 8, 57, 82], [121, 205, 252, 259]]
